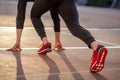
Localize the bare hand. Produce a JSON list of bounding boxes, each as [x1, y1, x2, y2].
[[7, 42, 22, 52]]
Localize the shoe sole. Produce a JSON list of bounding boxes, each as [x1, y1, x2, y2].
[[90, 47, 108, 72], [38, 49, 52, 54]]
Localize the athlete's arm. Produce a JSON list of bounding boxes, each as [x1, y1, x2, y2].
[[16, 0, 27, 29], [7, 0, 27, 51]]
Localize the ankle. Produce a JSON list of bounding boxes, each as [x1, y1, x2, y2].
[[54, 42, 62, 46], [91, 41, 99, 51], [42, 37, 49, 44]]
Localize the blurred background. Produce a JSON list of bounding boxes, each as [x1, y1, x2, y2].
[[0, 0, 120, 8], [0, 0, 120, 27], [76, 0, 120, 8]]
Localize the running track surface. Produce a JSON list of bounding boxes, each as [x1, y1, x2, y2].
[[0, 1, 120, 80]]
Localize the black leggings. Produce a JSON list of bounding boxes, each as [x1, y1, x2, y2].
[[27, 0, 61, 32], [50, 8, 60, 32], [31, 0, 95, 48], [17, 0, 60, 32]]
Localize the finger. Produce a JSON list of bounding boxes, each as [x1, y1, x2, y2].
[[6, 48, 22, 52]]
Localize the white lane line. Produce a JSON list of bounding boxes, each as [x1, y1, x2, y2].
[[104, 68, 120, 71], [0, 68, 120, 79], [0, 27, 120, 30], [87, 28, 120, 31], [17, 67, 120, 77], [61, 32, 120, 46], [0, 27, 120, 46], [97, 40, 120, 46], [0, 46, 120, 50], [31, 68, 120, 76]]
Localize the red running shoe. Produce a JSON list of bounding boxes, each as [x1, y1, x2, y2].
[[90, 45, 108, 72], [37, 42, 52, 54]]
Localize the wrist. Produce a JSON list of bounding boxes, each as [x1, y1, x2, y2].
[[16, 41, 20, 44]]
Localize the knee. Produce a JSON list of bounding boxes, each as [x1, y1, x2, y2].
[[30, 11, 35, 20], [53, 18, 60, 23], [68, 25, 83, 37], [30, 11, 35, 21], [30, 12, 41, 22]]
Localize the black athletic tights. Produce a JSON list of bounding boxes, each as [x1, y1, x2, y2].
[[31, 0, 95, 48]]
